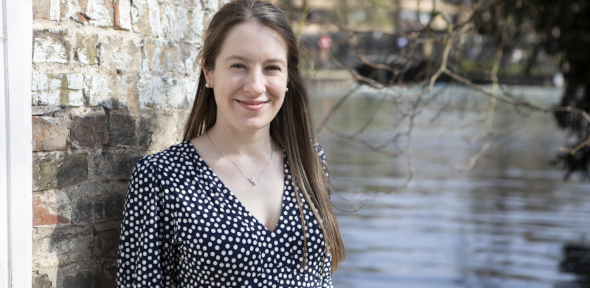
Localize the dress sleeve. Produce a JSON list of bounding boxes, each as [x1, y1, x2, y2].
[[313, 142, 330, 180], [116, 157, 176, 287], [315, 142, 335, 287], [321, 252, 334, 287]]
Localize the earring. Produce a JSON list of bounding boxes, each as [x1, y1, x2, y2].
[[285, 87, 289, 92], [205, 83, 210, 88]]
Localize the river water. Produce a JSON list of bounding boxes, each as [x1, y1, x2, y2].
[[310, 83, 590, 288]]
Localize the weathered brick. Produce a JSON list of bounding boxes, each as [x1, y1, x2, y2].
[[30, 0, 214, 284], [76, 0, 90, 15], [179, 42, 200, 75], [33, 116, 70, 151], [84, 75, 133, 109], [47, 226, 94, 262], [63, 0, 85, 20], [74, 12, 91, 24], [76, 33, 99, 64], [104, 191, 127, 220], [31, 71, 55, 92], [142, 39, 182, 74], [63, 270, 92, 288], [85, 0, 114, 27], [33, 0, 85, 21], [96, 191, 126, 222], [32, 227, 58, 264], [140, 41, 199, 76], [137, 75, 163, 109], [108, 114, 136, 146], [147, 0, 163, 35], [33, 192, 71, 226], [191, 1, 205, 36], [32, 273, 52, 288], [71, 187, 126, 223], [59, 154, 89, 187], [206, 0, 219, 11], [176, 110, 191, 136], [71, 115, 108, 148], [33, 30, 71, 64], [116, 75, 139, 109], [93, 229, 120, 257], [33, 153, 89, 191], [141, 40, 196, 75], [84, 75, 114, 108], [32, 106, 62, 116], [67, 73, 85, 90], [130, 0, 144, 33], [91, 151, 142, 180], [114, 0, 132, 30], [91, 266, 118, 288], [97, 36, 141, 72], [177, 0, 197, 6], [165, 77, 197, 108], [164, 6, 189, 41], [131, 0, 163, 36], [138, 114, 177, 149], [71, 191, 93, 223], [32, 72, 84, 107], [33, 0, 51, 20], [42, 259, 94, 288]]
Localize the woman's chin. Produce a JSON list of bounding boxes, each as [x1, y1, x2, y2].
[[239, 120, 274, 132]]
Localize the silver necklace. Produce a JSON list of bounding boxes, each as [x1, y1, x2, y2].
[[206, 131, 273, 185]]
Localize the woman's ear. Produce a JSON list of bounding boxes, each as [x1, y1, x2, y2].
[[201, 59, 213, 87]]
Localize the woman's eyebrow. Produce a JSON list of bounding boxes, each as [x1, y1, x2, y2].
[[225, 55, 248, 62], [265, 58, 287, 65], [225, 55, 286, 65]]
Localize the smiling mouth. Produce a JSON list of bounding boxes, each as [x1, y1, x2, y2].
[[235, 99, 269, 111], [236, 99, 270, 105]]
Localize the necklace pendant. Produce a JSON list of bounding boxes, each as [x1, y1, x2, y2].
[[249, 178, 257, 185]]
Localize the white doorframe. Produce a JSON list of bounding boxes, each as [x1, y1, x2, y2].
[[1, 0, 33, 286]]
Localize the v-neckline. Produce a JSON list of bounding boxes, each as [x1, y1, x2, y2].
[[186, 140, 288, 234]]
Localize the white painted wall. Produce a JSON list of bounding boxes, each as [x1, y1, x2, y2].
[[0, 0, 9, 285], [0, 0, 33, 286]]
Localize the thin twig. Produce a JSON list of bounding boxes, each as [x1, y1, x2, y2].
[[317, 84, 361, 132], [486, 16, 508, 132], [559, 132, 590, 155], [327, 52, 387, 88], [428, 15, 453, 91], [455, 135, 495, 172]]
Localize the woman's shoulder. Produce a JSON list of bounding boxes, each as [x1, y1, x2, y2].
[[133, 140, 197, 173]]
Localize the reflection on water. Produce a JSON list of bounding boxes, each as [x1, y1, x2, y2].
[[311, 84, 590, 288]]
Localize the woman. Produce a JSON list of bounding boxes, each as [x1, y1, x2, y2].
[[116, 0, 344, 287]]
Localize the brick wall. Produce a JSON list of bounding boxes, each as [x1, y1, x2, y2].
[[31, 0, 220, 286]]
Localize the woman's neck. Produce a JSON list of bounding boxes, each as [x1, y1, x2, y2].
[[206, 123, 273, 157]]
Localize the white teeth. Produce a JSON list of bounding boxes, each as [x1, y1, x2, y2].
[[237, 100, 268, 105]]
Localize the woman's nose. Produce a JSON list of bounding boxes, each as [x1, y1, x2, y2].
[[243, 69, 266, 96]]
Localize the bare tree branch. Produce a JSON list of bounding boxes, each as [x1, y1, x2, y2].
[[317, 84, 361, 132], [307, 0, 590, 193]]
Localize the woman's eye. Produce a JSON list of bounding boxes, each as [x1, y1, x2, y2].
[[266, 66, 281, 71], [231, 64, 246, 69]]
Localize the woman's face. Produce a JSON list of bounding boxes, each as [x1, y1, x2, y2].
[[203, 22, 289, 133]]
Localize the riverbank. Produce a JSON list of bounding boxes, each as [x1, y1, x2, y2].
[[306, 69, 561, 89]]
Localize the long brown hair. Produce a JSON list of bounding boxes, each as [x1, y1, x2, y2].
[[182, 0, 345, 272]]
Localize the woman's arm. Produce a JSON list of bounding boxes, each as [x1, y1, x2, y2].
[[116, 156, 176, 287]]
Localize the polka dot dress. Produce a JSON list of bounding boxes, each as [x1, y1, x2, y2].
[[116, 140, 333, 287]]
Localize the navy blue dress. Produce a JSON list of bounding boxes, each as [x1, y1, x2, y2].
[[116, 140, 333, 287]]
